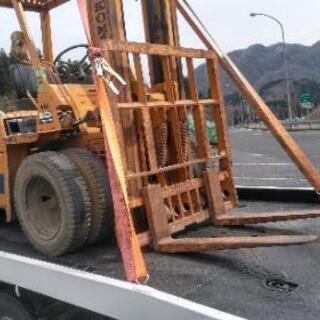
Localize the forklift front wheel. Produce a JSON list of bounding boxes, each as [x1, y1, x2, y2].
[[14, 151, 91, 256], [63, 148, 114, 245]]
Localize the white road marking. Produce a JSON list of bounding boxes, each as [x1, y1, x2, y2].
[[235, 177, 307, 181], [234, 163, 293, 166], [249, 153, 264, 157]]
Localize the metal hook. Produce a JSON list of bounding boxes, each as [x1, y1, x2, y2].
[[94, 57, 126, 95]]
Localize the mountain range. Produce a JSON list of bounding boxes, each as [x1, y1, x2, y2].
[[195, 41, 320, 102]]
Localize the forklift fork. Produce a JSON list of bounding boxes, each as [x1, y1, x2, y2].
[[144, 171, 318, 253]]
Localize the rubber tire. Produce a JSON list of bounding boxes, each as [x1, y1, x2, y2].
[[0, 292, 34, 320], [14, 151, 91, 256], [63, 148, 114, 244]]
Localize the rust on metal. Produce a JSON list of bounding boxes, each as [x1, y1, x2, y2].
[[216, 210, 320, 226], [0, 0, 70, 11], [157, 235, 318, 253]]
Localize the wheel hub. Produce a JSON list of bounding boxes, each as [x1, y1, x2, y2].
[[25, 176, 62, 241]]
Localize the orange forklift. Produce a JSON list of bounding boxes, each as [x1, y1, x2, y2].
[[0, 0, 319, 282]]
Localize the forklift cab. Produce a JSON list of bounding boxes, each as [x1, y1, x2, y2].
[[1, 0, 91, 111], [0, 0, 103, 221], [1, 1, 65, 103]]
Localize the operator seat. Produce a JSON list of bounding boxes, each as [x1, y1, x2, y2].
[[10, 30, 60, 111], [10, 64, 61, 111], [10, 63, 38, 111]]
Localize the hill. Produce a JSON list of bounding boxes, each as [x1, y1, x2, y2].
[[195, 41, 320, 108]]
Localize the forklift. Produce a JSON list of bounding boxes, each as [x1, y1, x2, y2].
[[0, 0, 320, 282]]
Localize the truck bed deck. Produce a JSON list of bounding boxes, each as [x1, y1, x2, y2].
[[1, 129, 319, 320], [0, 198, 319, 320]]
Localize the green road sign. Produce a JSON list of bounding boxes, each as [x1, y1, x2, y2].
[[299, 92, 312, 104]]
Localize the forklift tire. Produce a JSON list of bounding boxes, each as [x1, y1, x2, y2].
[[14, 151, 91, 256], [63, 148, 114, 244], [0, 292, 34, 320]]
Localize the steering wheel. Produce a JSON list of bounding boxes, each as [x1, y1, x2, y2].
[[54, 44, 91, 83]]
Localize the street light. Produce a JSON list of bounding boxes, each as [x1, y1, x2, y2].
[[250, 12, 293, 127]]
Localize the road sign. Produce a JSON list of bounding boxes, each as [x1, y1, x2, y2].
[[300, 92, 312, 104], [301, 102, 314, 110]]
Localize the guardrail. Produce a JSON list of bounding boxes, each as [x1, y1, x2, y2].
[[241, 120, 320, 130]]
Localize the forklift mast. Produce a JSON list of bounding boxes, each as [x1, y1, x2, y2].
[[81, 0, 320, 282]]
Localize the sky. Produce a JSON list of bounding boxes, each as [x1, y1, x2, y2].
[[0, 0, 320, 56]]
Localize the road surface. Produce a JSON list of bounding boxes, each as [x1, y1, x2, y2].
[[231, 128, 320, 188]]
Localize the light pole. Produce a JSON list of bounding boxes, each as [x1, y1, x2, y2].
[[250, 12, 293, 127]]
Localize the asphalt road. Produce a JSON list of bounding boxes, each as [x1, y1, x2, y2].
[[230, 128, 320, 188], [1, 129, 320, 320]]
